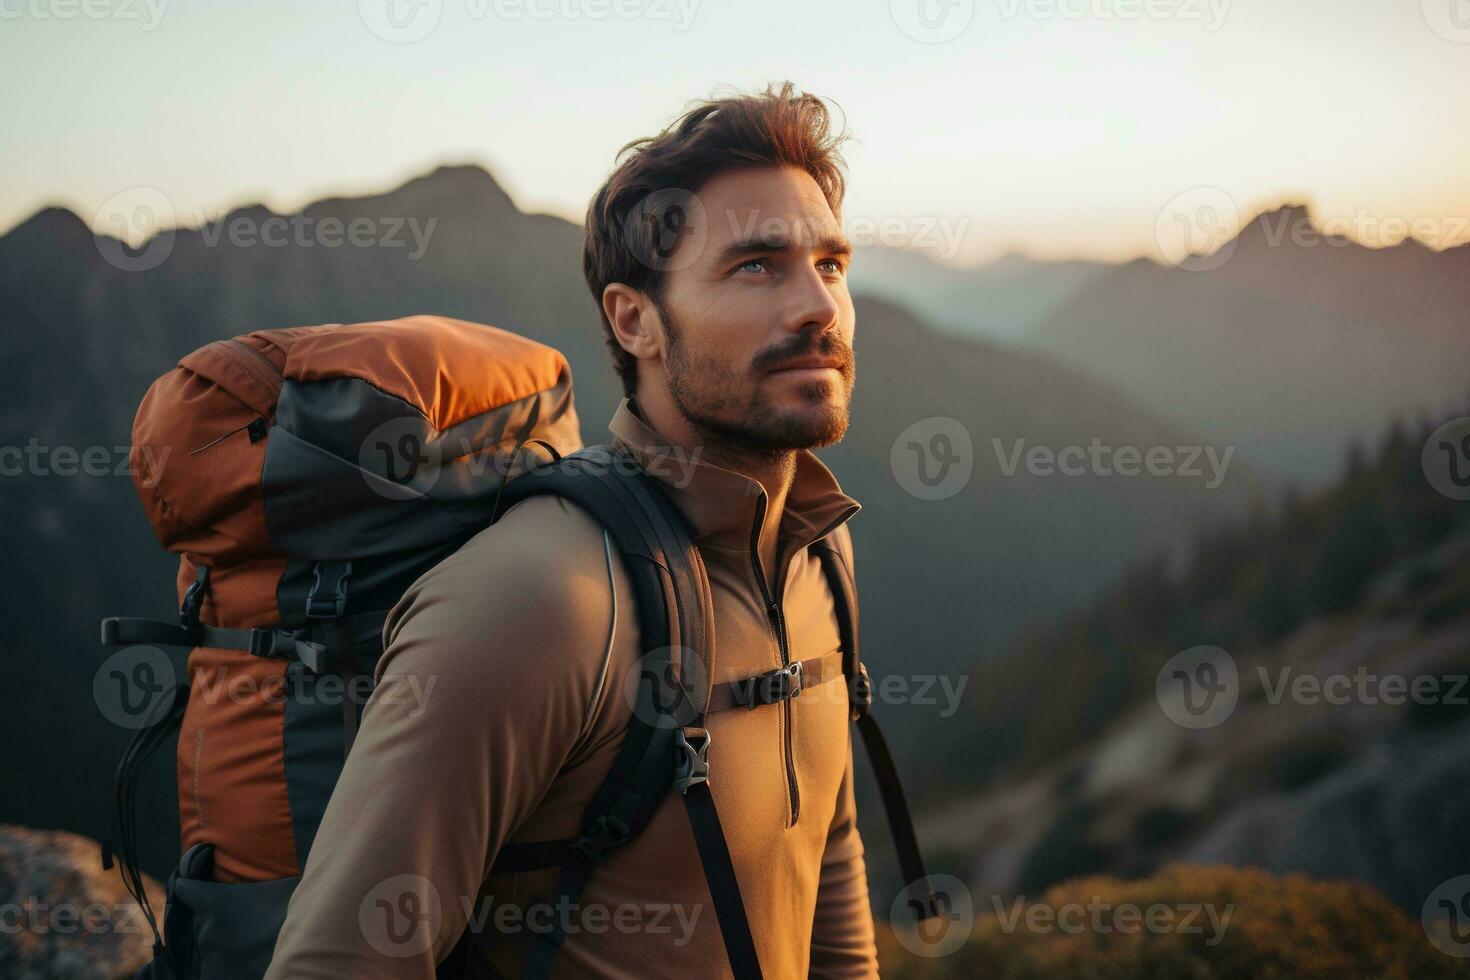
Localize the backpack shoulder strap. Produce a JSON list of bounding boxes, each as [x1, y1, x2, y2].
[[811, 534, 942, 922], [488, 446, 763, 979]]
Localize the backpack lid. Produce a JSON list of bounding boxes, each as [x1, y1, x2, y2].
[[131, 315, 582, 572]]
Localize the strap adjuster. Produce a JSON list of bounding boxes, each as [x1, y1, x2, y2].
[[849, 662, 873, 720], [736, 660, 804, 708], [305, 561, 352, 620], [673, 727, 711, 794], [248, 629, 328, 673], [571, 813, 630, 867]]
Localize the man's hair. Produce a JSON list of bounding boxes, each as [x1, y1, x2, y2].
[[583, 81, 850, 396]]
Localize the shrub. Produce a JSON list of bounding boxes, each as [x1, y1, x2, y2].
[[876, 864, 1470, 979]]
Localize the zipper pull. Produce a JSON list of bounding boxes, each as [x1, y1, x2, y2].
[[188, 417, 269, 455]]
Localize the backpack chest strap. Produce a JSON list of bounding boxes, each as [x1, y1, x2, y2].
[[703, 649, 845, 713]]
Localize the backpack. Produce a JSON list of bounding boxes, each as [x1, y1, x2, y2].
[[100, 315, 937, 980]]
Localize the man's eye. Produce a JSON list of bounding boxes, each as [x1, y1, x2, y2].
[[818, 258, 846, 276], [737, 258, 767, 274]]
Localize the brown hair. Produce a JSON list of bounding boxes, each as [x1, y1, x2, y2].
[[583, 81, 850, 396]]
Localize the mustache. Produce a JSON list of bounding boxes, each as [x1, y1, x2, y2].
[[754, 334, 855, 375]]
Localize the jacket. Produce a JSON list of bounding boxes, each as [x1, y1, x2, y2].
[[265, 397, 877, 978]]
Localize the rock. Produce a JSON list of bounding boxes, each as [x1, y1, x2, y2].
[[0, 825, 163, 980]]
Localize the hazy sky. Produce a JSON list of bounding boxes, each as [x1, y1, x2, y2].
[[3, 0, 1468, 264]]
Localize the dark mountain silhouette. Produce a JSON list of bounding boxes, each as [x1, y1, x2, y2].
[[1025, 204, 1470, 485], [1, 164, 1260, 878]]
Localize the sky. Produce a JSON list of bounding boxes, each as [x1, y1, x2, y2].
[[2, 0, 1468, 265]]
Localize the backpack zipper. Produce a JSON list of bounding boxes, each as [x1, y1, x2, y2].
[[219, 338, 285, 400]]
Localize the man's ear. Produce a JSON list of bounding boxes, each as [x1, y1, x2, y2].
[[603, 282, 665, 363]]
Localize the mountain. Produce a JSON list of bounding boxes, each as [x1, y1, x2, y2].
[[917, 413, 1470, 912], [849, 246, 1106, 343], [0, 164, 1262, 877], [1024, 204, 1470, 485]]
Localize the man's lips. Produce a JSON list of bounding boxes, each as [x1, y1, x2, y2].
[[768, 355, 844, 373]]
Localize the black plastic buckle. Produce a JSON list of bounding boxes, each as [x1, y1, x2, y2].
[[849, 662, 873, 720], [738, 660, 804, 708], [673, 727, 711, 794], [571, 813, 630, 868], [248, 629, 328, 673], [179, 566, 210, 629], [305, 561, 352, 620]]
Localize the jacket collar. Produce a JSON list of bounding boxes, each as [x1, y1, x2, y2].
[[607, 397, 860, 556]]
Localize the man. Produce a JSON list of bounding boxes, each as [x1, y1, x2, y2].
[[266, 80, 875, 978]]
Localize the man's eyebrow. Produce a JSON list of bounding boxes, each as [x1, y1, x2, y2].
[[713, 233, 853, 266]]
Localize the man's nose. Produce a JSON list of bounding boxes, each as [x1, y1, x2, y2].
[[781, 264, 842, 334]]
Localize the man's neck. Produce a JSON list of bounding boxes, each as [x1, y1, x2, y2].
[[631, 389, 797, 589]]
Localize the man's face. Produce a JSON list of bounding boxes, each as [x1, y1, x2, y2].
[[651, 165, 856, 452]]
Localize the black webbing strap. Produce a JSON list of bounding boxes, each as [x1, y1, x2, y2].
[[705, 650, 844, 714], [681, 778, 763, 979], [491, 448, 713, 979], [812, 538, 941, 921], [99, 618, 234, 649], [307, 561, 360, 758], [324, 618, 359, 755], [98, 612, 382, 676]]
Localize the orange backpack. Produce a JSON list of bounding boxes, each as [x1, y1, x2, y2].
[[100, 316, 582, 974], [101, 315, 938, 980]]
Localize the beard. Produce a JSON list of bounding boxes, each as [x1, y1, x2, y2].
[[655, 295, 855, 455]]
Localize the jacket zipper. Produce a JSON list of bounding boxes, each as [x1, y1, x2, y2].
[[748, 493, 800, 825]]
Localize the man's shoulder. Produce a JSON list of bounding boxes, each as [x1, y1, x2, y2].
[[382, 494, 620, 660], [464, 493, 614, 581]]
